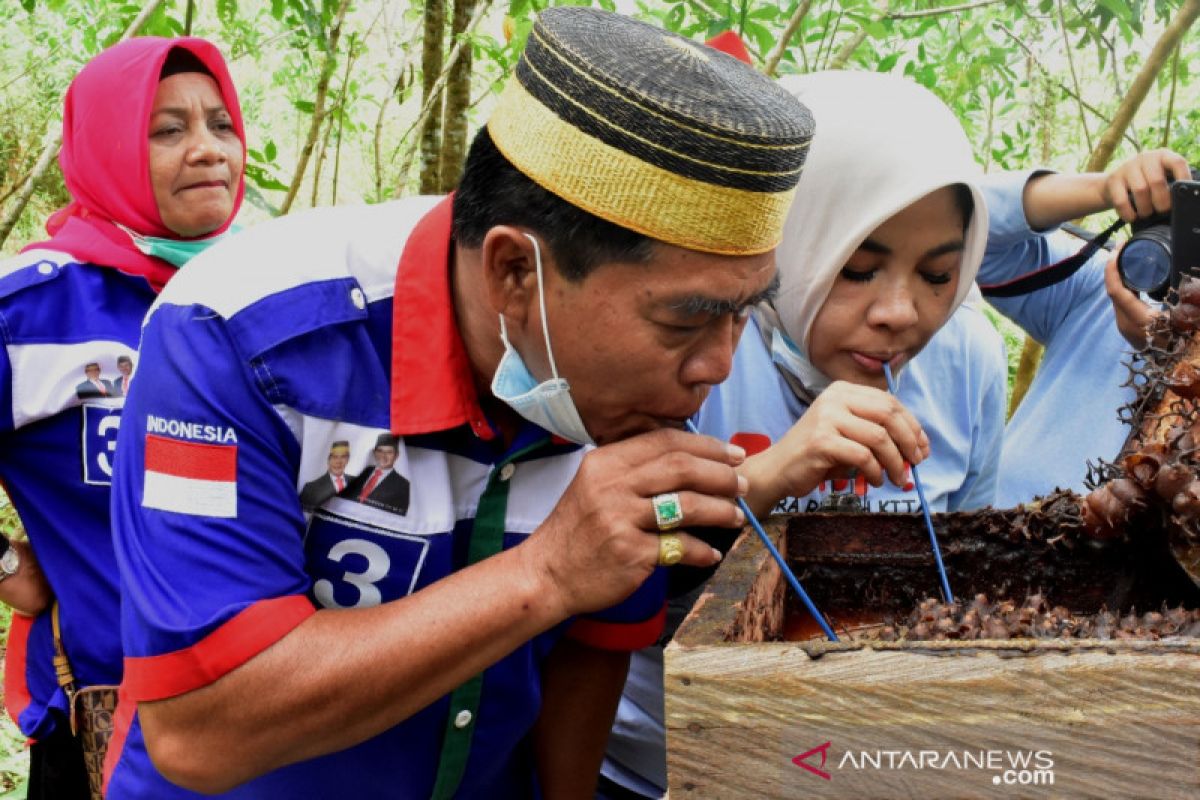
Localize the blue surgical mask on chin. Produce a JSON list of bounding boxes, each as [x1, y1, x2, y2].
[[490, 234, 595, 446], [769, 326, 832, 398]]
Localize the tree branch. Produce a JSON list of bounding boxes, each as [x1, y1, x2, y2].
[[994, 22, 1139, 151], [763, 0, 815, 77], [1084, 0, 1200, 172], [887, 0, 1003, 19], [1055, 0, 1093, 154], [280, 0, 354, 215], [391, 0, 493, 187], [1163, 41, 1180, 148], [373, 56, 416, 202], [827, 0, 890, 71]]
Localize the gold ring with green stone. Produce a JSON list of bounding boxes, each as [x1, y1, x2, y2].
[[651, 492, 684, 531]]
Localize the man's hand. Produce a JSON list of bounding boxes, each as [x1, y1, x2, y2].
[[1105, 249, 1162, 349], [525, 428, 745, 618], [1101, 149, 1192, 223], [739, 381, 929, 517]]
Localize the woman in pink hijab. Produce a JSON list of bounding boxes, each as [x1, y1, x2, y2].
[[0, 37, 244, 800]]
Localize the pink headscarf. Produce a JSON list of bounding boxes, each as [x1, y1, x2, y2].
[[24, 37, 245, 292]]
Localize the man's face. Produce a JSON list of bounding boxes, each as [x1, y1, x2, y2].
[[85, 365, 101, 380], [328, 448, 349, 476], [118, 360, 133, 376], [373, 445, 397, 470], [511, 241, 776, 446]]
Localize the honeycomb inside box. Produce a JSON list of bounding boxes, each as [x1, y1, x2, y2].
[[774, 497, 1200, 644]]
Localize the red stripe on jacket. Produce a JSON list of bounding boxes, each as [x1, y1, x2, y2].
[[122, 595, 314, 701]]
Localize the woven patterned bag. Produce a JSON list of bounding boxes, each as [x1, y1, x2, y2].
[[52, 604, 119, 800]]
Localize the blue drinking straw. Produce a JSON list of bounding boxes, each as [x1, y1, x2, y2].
[[685, 419, 838, 641], [881, 363, 954, 604]]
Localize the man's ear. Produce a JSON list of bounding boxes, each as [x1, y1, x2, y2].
[[480, 226, 539, 324]]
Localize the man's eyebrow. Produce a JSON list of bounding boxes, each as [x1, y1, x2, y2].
[[668, 273, 780, 316]]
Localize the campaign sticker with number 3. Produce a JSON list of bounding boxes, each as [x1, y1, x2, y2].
[[304, 512, 433, 608]]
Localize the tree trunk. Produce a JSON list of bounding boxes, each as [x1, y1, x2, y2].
[[1085, 0, 1200, 172], [437, 0, 477, 193], [418, 0, 446, 195], [393, 0, 492, 193], [0, 0, 167, 250], [279, 0, 353, 215]]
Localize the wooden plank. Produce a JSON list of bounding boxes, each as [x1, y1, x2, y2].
[[666, 641, 1200, 798], [667, 513, 1200, 797]]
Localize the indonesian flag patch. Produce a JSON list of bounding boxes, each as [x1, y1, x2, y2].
[[143, 433, 238, 517]]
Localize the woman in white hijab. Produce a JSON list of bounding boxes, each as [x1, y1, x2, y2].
[[601, 70, 1009, 800], [696, 70, 1007, 519]]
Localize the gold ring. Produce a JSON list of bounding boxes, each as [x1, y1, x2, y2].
[[651, 492, 684, 531], [657, 534, 684, 566]]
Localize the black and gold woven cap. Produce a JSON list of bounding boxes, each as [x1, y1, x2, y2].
[[487, 7, 813, 256]]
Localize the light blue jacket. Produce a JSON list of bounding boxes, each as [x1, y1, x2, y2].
[[979, 170, 1135, 507]]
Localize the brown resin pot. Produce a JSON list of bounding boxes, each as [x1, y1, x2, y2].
[[665, 510, 1200, 799]]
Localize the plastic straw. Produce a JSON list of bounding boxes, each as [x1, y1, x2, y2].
[[685, 419, 838, 641], [881, 363, 954, 603]]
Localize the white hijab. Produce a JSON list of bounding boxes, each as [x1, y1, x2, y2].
[[758, 71, 989, 401]]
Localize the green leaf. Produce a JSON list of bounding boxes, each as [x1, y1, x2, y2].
[[243, 184, 282, 217], [218, 0, 238, 23], [741, 20, 774, 55], [665, 3, 685, 32], [19, 0, 35, 12], [244, 164, 289, 193], [1095, 0, 1133, 23], [876, 52, 900, 72], [293, 98, 315, 114]]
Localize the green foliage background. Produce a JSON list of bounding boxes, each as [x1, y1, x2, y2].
[[0, 0, 1198, 788]]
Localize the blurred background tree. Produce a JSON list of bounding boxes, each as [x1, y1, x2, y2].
[[0, 0, 1198, 785]]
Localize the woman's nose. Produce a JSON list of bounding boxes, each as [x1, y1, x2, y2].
[[185, 127, 226, 165], [867, 280, 919, 330]]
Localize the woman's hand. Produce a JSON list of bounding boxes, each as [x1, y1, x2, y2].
[[739, 381, 929, 517], [0, 539, 53, 618]]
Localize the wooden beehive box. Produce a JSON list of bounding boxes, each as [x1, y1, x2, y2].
[[665, 510, 1200, 798]]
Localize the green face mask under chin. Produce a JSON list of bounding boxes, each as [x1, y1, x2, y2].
[[117, 223, 240, 268]]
